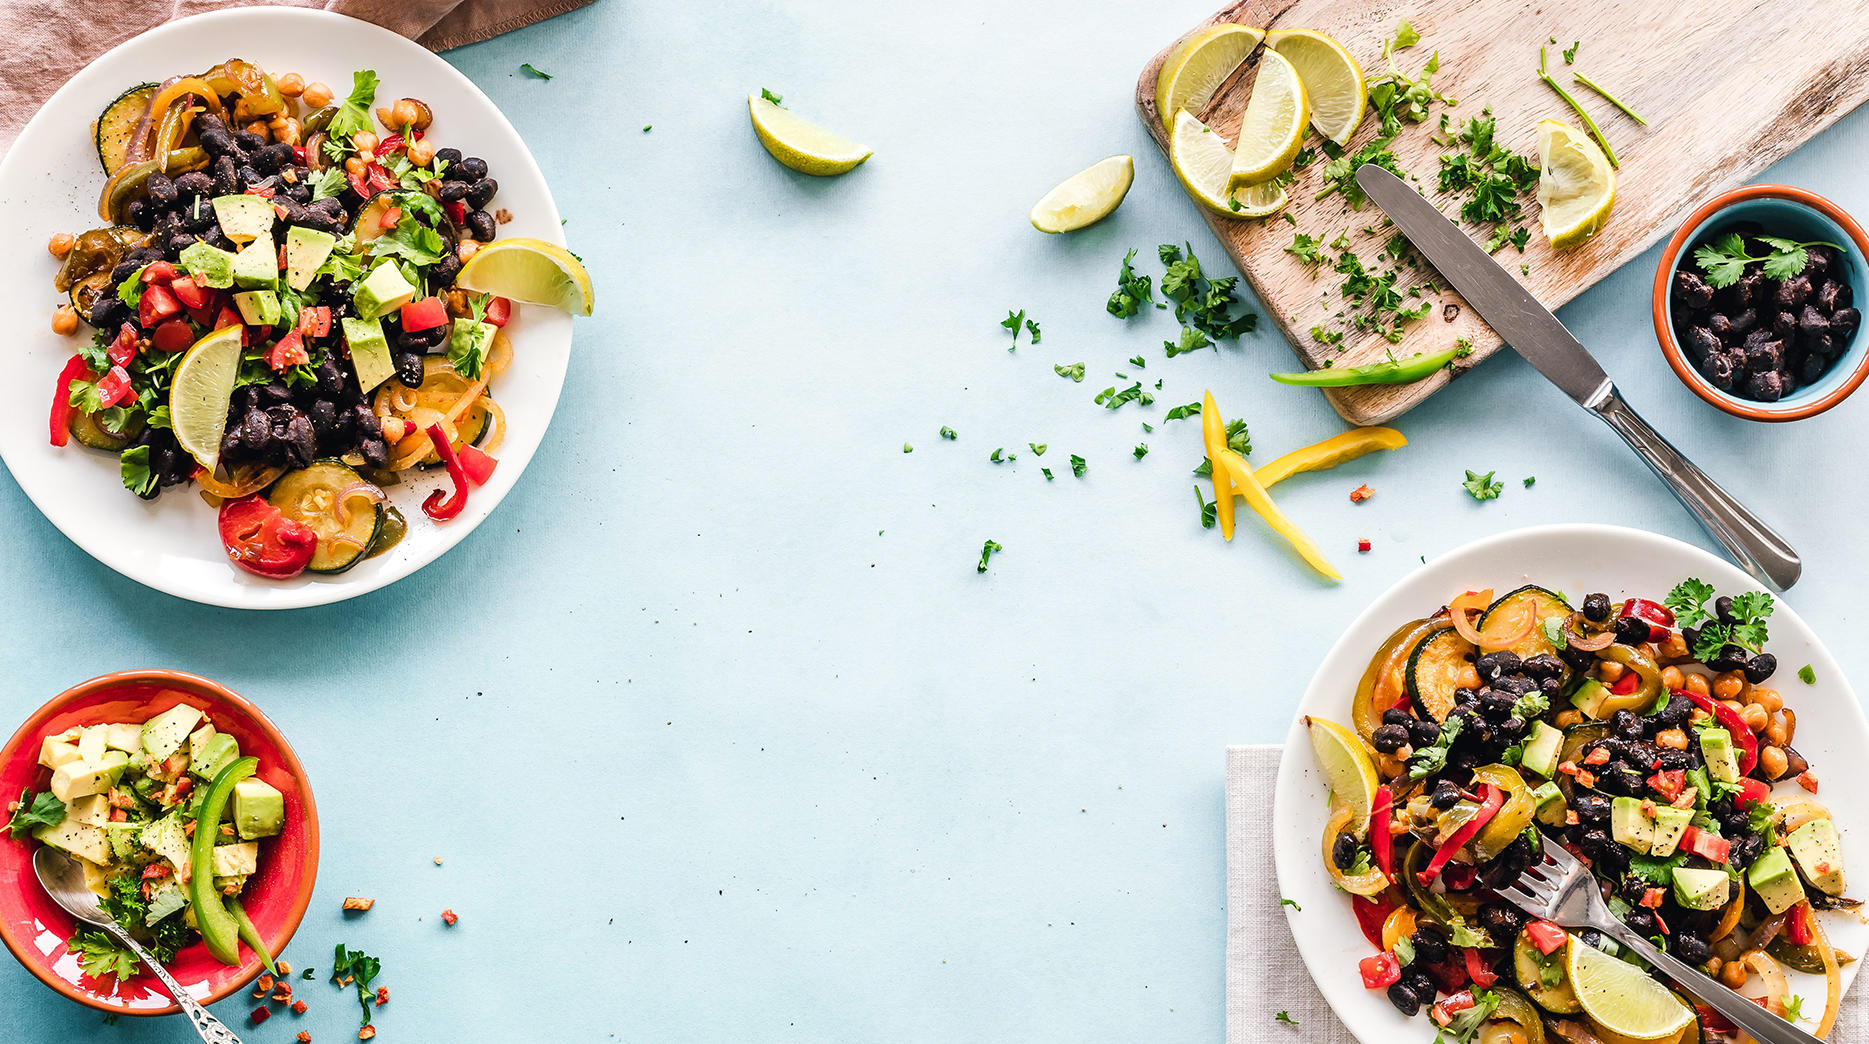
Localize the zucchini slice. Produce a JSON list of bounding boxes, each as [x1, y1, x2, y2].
[[95, 83, 158, 175], [1405, 626, 1475, 722], [70, 409, 144, 451], [267, 460, 385, 574], [1513, 929, 1580, 1013], [351, 189, 430, 244], [1481, 584, 1572, 660]]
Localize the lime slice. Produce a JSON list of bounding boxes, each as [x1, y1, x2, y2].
[[1229, 50, 1308, 188], [456, 237, 595, 316], [1304, 716, 1378, 829], [1154, 23, 1265, 130], [748, 95, 871, 176], [1168, 109, 1287, 219], [1266, 29, 1366, 146], [169, 325, 245, 472], [1029, 155, 1134, 233], [1566, 935, 1694, 1043], [1537, 119, 1616, 250]]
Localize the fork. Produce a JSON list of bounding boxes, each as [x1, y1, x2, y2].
[[1498, 833, 1821, 1044]]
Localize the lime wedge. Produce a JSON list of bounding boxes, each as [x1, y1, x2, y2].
[[1029, 155, 1133, 233], [1304, 716, 1378, 829], [748, 95, 871, 176], [1566, 935, 1694, 1043], [1537, 119, 1616, 250], [1155, 24, 1264, 130], [1168, 109, 1287, 219], [169, 325, 245, 472], [1267, 28, 1366, 146], [455, 237, 595, 316], [1229, 50, 1308, 188]]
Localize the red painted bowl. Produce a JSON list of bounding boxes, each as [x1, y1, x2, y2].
[[0, 670, 318, 1015]]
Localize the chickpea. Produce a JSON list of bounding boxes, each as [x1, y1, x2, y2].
[[1741, 704, 1769, 732], [1750, 687, 1783, 713], [1706, 957, 1724, 977], [1659, 632, 1688, 660], [1599, 661, 1626, 684], [1720, 959, 1749, 989], [51, 305, 79, 336], [1719, 699, 1744, 715], [1660, 666, 1685, 691], [375, 104, 399, 129], [391, 98, 424, 130], [48, 232, 77, 260], [1713, 672, 1745, 700], [1554, 709, 1584, 729], [274, 117, 303, 147], [406, 138, 436, 167], [1689, 707, 1712, 724], [1655, 728, 1688, 750], [1764, 714, 1788, 748], [344, 156, 366, 177], [245, 119, 274, 142], [1760, 745, 1788, 781], [1458, 664, 1482, 689], [353, 131, 379, 155], [301, 81, 334, 108], [456, 238, 479, 263], [276, 72, 305, 97], [1684, 674, 1710, 697]]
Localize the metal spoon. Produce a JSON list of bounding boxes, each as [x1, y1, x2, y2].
[[35, 846, 244, 1043]]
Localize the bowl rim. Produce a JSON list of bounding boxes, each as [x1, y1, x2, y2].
[[1651, 183, 1869, 421], [0, 669, 319, 1016]]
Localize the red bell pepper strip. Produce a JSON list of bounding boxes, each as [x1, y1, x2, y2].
[[1621, 597, 1675, 641], [49, 355, 93, 446], [1368, 791, 1398, 881], [485, 296, 512, 328], [379, 205, 403, 231], [1359, 952, 1401, 990], [1351, 893, 1394, 948], [1610, 670, 1640, 696], [421, 423, 471, 521], [1463, 947, 1499, 988], [96, 366, 137, 408], [398, 296, 449, 332], [1787, 902, 1814, 946], [457, 445, 498, 486], [1418, 784, 1503, 886], [1648, 769, 1686, 802], [168, 274, 207, 309], [106, 323, 139, 368], [443, 200, 467, 225], [1525, 920, 1568, 955], [1679, 825, 1731, 864], [1679, 690, 1758, 775], [217, 496, 317, 579]]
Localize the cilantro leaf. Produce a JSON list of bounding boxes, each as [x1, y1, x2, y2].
[[1663, 578, 1716, 627], [1024, 318, 1040, 344], [1274, 1011, 1299, 1026], [7, 789, 65, 838], [1069, 454, 1087, 478], [119, 445, 157, 498], [1163, 402, 1201, 421], [1462, 469, 1503, 501], [1133, 443, 1149, 460], [1799, 664, 1816, 685], [69, 930, 138, 984], [1279, 898, 1301, 911], [1054, 362, 1085, 382], [1286, 232, 1326, 269], [1193, 419, 1250, 476], [1392, 20, 1420, 48], [332, 944, 383, 1026], [1562, 41, 1580, 64], [1627, 851, 1688, 885], [1000, 309, 1026, 347], [327, 70, 380, 141], [1165, 326, 1212, 358], [1408, 716, 1463, 779], [1107, 248, 1156, 318]]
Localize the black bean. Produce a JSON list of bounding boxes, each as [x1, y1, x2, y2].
[[1430, 780, 1461, 810], [1479, 690, 1517, 720], [109, 259, 141, 284], [360, 435, 389, 469], [233, 130, 265, 151], [1771, 309, 1798, 339], [236, 164, 265, 189], [397, 322, 447, 352], [1729, 833, 1764, 869], [351, 404, 382, 440], [1735, 270, 1767, 305], [465, 209, 497, 241], [1610, 710, 1647, 741], [1614, 616, 1650, 644], [1799, 303, 1831, 340], [1801, 349, 1831, 383], [1683, 325, 1720, 362], [1625, 908, 1658, 935], [394, 351, 426, 387], [1539, 675, 1561, 698], [1574, 791, 1611, 822], [1746, 340, 1785, 374], [87, 297, 130, 328], [1805, 245, 1835, 280], [1729, 308, 1759, 335], [1744, 652, 1777, 684], [429, 252, 462, 286], [1746, 369, 1786, 401], [283, 181, 312, 204], [1833, 307, 1860, 342], [437, 180, 470, 203], [1671, 934, 1710, 965], [144, 172, 177, 208], [1655, 694, 1692, 728], [212, 155, 240, 196], [1372, 724, 1410, 753], [308, 399, 338, 438], [457, 156, 488, 181], [1382, 707, 1413, 727], [435, 147, 463, 167], [1672, 269, 1714, 310], [1705, 351, 1739, 390], [1408, 718, 1441, 748], [1386, 981, 1421, 1016], [466, 177, 498, 210], [1776, 274, 1812, 310], [1475, 651, 1522, 680], [1493, 675, 1538, 698], [253, 142, 296, 172], [180, 197, 215, 231], [164, 231, 199, 256], [1707, 313, 1732, 340], [125, 197, 153, 230]]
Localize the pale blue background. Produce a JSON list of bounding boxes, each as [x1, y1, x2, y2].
[[9, 1, 1869, 1039]]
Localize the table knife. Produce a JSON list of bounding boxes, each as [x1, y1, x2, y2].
[[1354, 164, 1801, 590]]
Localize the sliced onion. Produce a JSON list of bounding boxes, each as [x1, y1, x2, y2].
[[1449, 589, 1496, 644], [1449, 588, 1536, 650], [1741, 949, 1789, 1018], [332, 482, 385, 526], [1561, 611, 1615, 651], [477, 397, 506, 453], [1811, 907, 1841, 1037], [196, 464, 284, 499]]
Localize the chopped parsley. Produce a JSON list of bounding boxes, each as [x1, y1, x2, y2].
[[1163, 402, 1201, 421], [1041, 468, 1053, 480], [1316, 135, 1404, 209], [939, 426, 957, 440], [1522, 476, 1536, 488], [1436, 989, 1501, 1044], [1025, 318, 1041, 344], [1693, 232, 1841, 288], [1437, 111, 1539, 252], [1664, 579, 1774, 661], [7, 789, 65, 838], [1128, 355, 1146, 369], [69, 930, 138, 983], [1107, 248, 1157, 318], [1785, 994, 1807, 1023], [327, 70, 381, 141], [1055, 362, 1086, 382], [1165, 326, 1213, 358], [1562, 41, 1580, 64], [1274, 1011, 1299, 1026], [1095, 382, 1153, 410], [1133, 443, 1149, 460], [1286, 231, 1327, 269], [1799, 664, 1816, 685], [1280, 898, 1301, 911], [119, 445, 157, 498], [1158, 243, 1258, 340], [1511, 689, 1550, 721], [1028, 443, 1047, 456], [1000, 309, 1028, 348], [1193, 419, 1250, 476], [760, 88, 783, 106], [976, 539, 1003, 573], [989, 447, 1013, 463], [1069, 454, 1087, 478], [902, 443, 913, 453], [1195, 486, 1218, 529], [331, 944, 383, 1027], [1408, 716, 1463, 779], [520, 63, 553, 80], [1392, 20, 1420, 49], [1627, 850, 1689, 886], [1462, 469, 1503, 501]]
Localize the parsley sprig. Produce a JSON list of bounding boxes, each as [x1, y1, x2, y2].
[[1408, 716, 1463, 779], [1663, 578, 1774, 661], [1692, 232, 1840, 288], [7, 789, 64, 838], [332, 944, 383, 1027], [1463, 470, 1503, 501]]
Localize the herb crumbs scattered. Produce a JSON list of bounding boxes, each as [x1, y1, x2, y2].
[[1462, 469, 1503, 501], [976, 540, 1002, 573], [521, 63, 553, 80], [1280, 898, 1301, 911], [1193, 419, 1250, 476], [1000, 309, 1028, 348], [989, 447, 1014, 463], [939, 426, 957, 440], [1275, 1011, 1299, 1026], [1522, 476, 1535, 487], [1029, 443, 1047, 456], [760, 88, 783, 106], [1107, 248, 1157, 318], [901, 443, 913, 453], [1133, 443, 1149, 460], [1055, 362, 1086, 383], [1070, 454, 1087, 478], [1562, 41, 1580, 64], [1800, 664, 1816, 685]]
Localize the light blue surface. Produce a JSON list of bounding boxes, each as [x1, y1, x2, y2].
[[10, 1, 1869, 1039]]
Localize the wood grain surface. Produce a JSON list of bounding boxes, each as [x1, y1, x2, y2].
[[1135, 1, 1869, 423]]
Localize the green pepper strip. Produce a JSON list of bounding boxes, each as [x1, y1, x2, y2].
[[1269, 345, 1470, 387], [228, 897, 277, 975], [99, 148, 208, 223], [190, 756, 258, 967]]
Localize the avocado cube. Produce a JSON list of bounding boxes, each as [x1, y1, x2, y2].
[[141, 703, 204, 763], [352, 260, 417, 320], [1610, 796, 1655, 854], [1570, 679, 1612, 719], [138, 814, 190, 872], [104, 822, 141, 863], [231, 233, 279, 289], [1649, 805, 1694, 858], [1700, 728, 1739, 784], [211, 841, 259, 878], [284, 225, 337, 291], [211, 193, 275, 244], [35, 817, 111, 866], [50, 751, 129, 803], [103, 723, 143, 753], [38, 737, 82, 770], [76, 725, 107, 765], [233, 778, 286, 840], [1787, 819, 1845, 895], [66, 794, 110, 829], [448, 318, 496, 371], [1530, 780, 1568, 827], [1672, 866, 1731, 911], [1520, 720, 1565, 779], [342, 316, 396, 393], [190, 733, 241, 782], [1748, 846, 1805, 915], [233, 289, 282, 327], [178, 241, 237, 289]]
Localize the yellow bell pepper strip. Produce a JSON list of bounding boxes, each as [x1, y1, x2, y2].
[[1256, 427, 1407, 488], [1212, 444, 1342, 580], [1199, 391, 1235, 540]]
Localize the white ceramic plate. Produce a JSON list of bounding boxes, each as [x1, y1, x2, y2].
[[0, 8, 571, 609], [1274, 524, 1868, 1042]]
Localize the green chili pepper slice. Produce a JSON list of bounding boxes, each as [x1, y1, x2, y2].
[[1269, 344, 1470, 387]]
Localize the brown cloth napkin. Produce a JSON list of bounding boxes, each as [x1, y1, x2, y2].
[[0, 0, 593, 154]]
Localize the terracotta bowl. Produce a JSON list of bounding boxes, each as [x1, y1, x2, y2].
[[1653, 183, 1869, 421], [0, 670, 318, 1015]]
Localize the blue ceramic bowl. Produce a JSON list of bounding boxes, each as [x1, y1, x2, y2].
[[1653, 184, 1869, 421]]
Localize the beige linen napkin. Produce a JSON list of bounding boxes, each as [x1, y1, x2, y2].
[[0, 0, 594, 154], [1225, 745, 1865, 1043]]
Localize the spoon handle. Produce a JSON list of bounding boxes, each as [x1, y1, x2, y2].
[[102, 921, 245, 1044]]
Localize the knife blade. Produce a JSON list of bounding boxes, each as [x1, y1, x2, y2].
[[1353, 165, 1612, 406], [1351, 163, 1801, 590]]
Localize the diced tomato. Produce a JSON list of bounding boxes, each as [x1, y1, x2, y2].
[[399, 296, 449, 332], [96, 366, 136, 408], [1351, 893, 1395, 948], [140, 260, 178, 286], [1610, 670, 1640, 696], [140, 863, 171, 880], [1359, 951, 1402, 990], [277, 242, 289, 271], [1525, 920, 1567, 955], [106, 323, 140, 367], [1788, 903, 1815, 946], [244, 184, 276, 199], [1737, 778, 1772, 808], [273, 202, 291, 222], [168, 274, 207, 309], [298, 305, 331, 338], [379, 205, 402, 230], [138, 284, 182, 328], [214, 304, 242, 331], [266, 330, 310, 370], [1463, 947, 1498, 988], [1648, 769, 1686, 802], [485, 296, 512, 328], [1641, 887, 1666, 909], [1680, 825, 1731, 864], [457, 445, 498, 486], [1698, 1005, 1737, 1034], [444, 200, 467, 225], [151, 319, 195, 354], [1431, 990, 1476, 1027]]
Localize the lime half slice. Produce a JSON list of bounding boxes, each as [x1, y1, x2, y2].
[[456, 237, 595, 316], [1029, 155, 1134, 233], [1169, 109, 1287, 219], [169, 325, 245, 472], [748, 95, 872, 176]]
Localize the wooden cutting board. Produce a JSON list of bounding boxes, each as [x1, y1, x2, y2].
[[1136, 1, 1869, 424]]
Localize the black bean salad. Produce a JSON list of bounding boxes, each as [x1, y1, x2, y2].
[[1672, 228, 1860, 402], [46, 61, 534, 580], [1312, 581, 1849, 1041]]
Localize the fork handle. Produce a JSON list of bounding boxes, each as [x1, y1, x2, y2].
[[1594, 917, 1822, 1044], [101, 921, 245, 1043]]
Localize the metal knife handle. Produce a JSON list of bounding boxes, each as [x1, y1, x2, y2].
[[1591, 389, 1801, 590], [101, 920, 245, 1043], [1593, 915, 1821, 1044]]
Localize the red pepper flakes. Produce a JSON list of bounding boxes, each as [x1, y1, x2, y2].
[[342, 896, 376, 912], [250, 1007, 272, 1025], [254, 974, 276, 998], [274, 983, 295, 1002], [376, 985, 390, 1006], [1349, 485, 1374, 503], [1356, 539, 1372, 553], [442, 908, 459, 925], [297, 1034, 312, 1043], [360, 1028, 377, 1040], [292, 1000, 310, 1015], [1798, 770, 1819, 793]]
